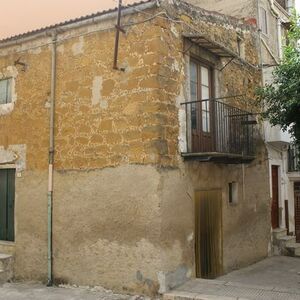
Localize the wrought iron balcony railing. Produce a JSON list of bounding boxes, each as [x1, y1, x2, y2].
[[181, 97, 257, 163], [288, 144, 300, 172]]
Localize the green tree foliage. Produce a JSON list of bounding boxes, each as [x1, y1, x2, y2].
[[258, 13, 300, 149]]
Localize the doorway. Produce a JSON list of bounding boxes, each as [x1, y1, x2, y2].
[[195, 190, 223, 279], [0, 169, 15, 241], [294, 182, 300, 243], [271, 165, 279, 229]]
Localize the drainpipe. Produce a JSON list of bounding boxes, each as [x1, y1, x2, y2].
[[277, 18, 283, 60], [47, 30, 57, 287], [256, 0, 263, 76]]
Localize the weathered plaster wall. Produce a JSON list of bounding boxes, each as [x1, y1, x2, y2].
[[0, 1, 270, 295], [14, 166, 164, 295], [185, 0, 257, 22], [188, 0, 283, 63], [159, 159, 270, 280]]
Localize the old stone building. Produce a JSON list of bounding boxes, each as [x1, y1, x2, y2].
[[0, 0, 270, 295], [190, 0, 300, 257]]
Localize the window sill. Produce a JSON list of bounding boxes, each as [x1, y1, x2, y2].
[[0, 240, 15, 245]]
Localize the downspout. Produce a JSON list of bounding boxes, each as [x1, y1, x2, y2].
[[277, 18, 283, 60], [47, 30, 57, 287], [256, 0, 263, 74]]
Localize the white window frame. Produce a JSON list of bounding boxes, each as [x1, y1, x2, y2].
[[259, 7, 268, 35], [0, 78, 12, 105]]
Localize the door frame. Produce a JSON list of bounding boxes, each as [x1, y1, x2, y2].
[[0, 166, 16, 242], [294, 182, 300, 243]]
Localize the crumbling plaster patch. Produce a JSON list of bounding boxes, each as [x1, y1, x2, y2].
[[72, 36, 85, 56], [92, 76, 102, 104], [91, 76, 108, 109], [0, 144, 26, 172]]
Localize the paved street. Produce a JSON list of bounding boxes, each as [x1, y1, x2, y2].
[[219, 256, 300, 291], [2, 257, 300, 299], [0, 283, 150, 300], [165, 256, 300, 300]]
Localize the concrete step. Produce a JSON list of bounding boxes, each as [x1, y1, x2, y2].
[[272, 234, 296, 256], [272, 228, 287, 240], [286, 242, 300, 257], [0, 254, 13, 284], [0, 270, 13, 284], [274, 235, 295, 248]]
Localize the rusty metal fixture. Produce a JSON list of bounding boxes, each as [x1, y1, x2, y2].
[[113, 0, 126, 71], [14, 57, 27, 72]]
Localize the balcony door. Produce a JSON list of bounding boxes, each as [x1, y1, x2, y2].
[[190, 58, 214, 153]]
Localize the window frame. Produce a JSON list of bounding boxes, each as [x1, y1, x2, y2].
[[228, 182, 239, 205], [259, 7, 268, 35], [0, 78, 12, 105]]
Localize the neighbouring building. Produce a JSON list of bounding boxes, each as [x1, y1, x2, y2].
[[189, 0, 300, 254], [0, 0, 271, 295]]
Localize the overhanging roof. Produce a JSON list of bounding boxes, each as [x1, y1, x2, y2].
[[0, 0, 155, 45], [183, 33, 239, 59]]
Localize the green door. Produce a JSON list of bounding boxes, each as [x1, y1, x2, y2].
[[0, 169, 15, 242]]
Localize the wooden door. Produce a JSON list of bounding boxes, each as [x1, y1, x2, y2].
[[294, 182, 300, 243], [0, 169, 15, 241], [195, 190, 223, 279], [189, 59, 214, 153], [271, 166, 279, 229]]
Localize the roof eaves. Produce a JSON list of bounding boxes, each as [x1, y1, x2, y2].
[[0, 0, 155, 45]]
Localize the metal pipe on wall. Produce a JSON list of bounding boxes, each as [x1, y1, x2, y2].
[[47, 30, 57, 287], [277, 18, 283, 60]]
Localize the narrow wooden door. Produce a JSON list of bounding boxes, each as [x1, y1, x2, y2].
[[189, 59, 214, 153], [271, 166, 279, 229], [195, 190, 223, 279], [294, 182, 300, 243], [0, 169, 15, 242]]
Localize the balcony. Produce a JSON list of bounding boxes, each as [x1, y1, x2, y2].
[[288, 144, 300, 172], [181, 97, 257, 164], [264, 121, 291, 147]]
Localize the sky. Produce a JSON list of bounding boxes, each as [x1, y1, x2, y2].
[[0, 0, 299, 39]]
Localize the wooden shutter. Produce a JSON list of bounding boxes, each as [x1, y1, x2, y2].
[[6, 169, 15, 241], [0, 170, 8, 240], [0, 169, 15, 242]]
